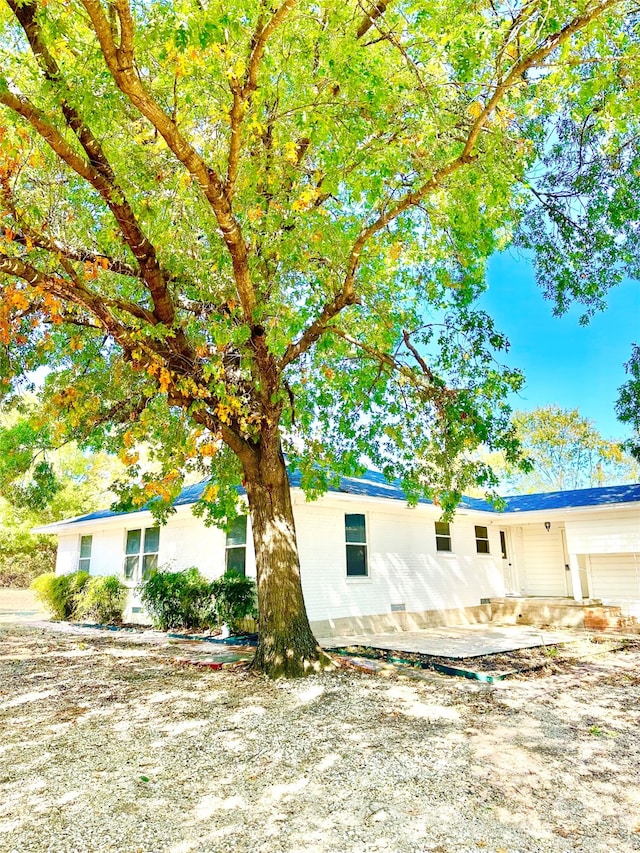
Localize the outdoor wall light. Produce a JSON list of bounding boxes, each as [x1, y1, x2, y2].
[[544, 521, 551, 532]]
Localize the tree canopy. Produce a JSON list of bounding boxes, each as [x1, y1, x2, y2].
[[1, 0, 639, 674]]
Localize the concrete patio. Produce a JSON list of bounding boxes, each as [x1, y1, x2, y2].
[[317, 624, 579, 659]]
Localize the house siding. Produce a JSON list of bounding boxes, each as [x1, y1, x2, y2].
[[45, 483, 640, 631], [56, 528, 125, 577], [293, 499, 503, 625], [565, 513, 640, 555]]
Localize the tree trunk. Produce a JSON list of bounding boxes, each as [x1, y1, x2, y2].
[[243, 436, 333, 678]]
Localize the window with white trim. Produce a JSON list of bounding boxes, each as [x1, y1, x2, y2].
[[435, 521, 452, 552], [225, 516, 247, 576], [78, 535, 92, 572], [345, 513, 368, 577], [475, 525, 490, 554], [124, 527, 160, 580]]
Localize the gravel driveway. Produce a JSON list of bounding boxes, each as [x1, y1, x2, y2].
[[1, 625, 639, 853]]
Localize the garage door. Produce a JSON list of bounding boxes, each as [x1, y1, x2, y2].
[[589, 554, 640, 609]]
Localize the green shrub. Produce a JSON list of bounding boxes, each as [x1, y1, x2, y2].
[[30, 571, 90, 620], [75, 575, 127, 624], [139, 567, 216, 631], [210, 570, 257, 633]]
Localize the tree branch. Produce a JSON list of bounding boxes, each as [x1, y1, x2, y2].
[[356, 0, 391, 40], [14, 234, 140, 279], [0, 255, 154, 329], [0, 86, 183, 334], [81, 0, 256, 322], [329, 327, 451, 405], [282, 0, 621, 368], [226, 0, 299, 197], [5, 0, 181, 332]]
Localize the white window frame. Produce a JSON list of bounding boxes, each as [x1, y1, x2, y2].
[[345, 513, 368, 578], [434, 521, 452, 553], [475, 525, 490, 555], [225, 516, 247, 576], [124, 526, 160, 582], [78, 535, 92, 572]]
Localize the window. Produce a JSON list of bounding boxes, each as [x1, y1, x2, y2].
[[435, 521, 452, 552], [78, 535, 92, 572], [225, 516, 247, 576], [345, 513, 368, 577], [124, 527, 160, 580], [475, 525, 490, 554], [500, 530, 508, 560]]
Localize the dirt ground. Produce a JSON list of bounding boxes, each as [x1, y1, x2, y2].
[[1, 625, 640, 853]]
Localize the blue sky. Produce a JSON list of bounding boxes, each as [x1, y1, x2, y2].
[[480, 251, 640, 440]]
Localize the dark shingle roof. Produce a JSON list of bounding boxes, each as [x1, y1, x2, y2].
[[499, 482, 640, 513], [51, 471, 640, 527]]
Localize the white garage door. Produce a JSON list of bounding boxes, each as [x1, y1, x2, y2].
[[589, 554, 640, 612]]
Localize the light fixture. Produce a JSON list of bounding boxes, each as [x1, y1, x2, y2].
[[544, 521, 551, 533]]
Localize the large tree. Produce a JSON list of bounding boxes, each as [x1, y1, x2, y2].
[[1, 0, 639, 675]]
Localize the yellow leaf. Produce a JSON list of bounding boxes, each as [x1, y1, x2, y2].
[[119, 450, 139, 466], [284, 140, 298, 165], [203, 484, 219, 501], [292, 186, 320, 212], [159, 367, 171, 393], [247, 207, 264, 223], [389, 242, 402, 261], [468, 100, 484, 120]]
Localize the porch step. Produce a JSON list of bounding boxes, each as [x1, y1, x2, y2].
[[490, 598, 639, 631], [583, 607, 640, 632]]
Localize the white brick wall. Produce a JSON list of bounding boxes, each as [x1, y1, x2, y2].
[[293, 497, 504, 622], [53, 495, 505, 624]]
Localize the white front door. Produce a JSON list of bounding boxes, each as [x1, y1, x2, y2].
[[500, 529, 518, 595]]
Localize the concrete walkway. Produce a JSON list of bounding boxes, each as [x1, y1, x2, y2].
[[317, 624, 579, 658]]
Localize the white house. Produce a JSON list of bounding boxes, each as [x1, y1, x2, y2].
[[34, 471, 640, 634]]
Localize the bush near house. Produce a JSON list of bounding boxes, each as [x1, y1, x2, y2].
[[139, 567, 257, 633], [139, 567, 216, 632], [30, 571, 127, 623], [210, 570, 258, 634], [75, 576, 128, 624], [31, 571, 90, 620]]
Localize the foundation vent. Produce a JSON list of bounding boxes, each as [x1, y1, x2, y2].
[[480, 598, 491, 605], [390, 603, 406, 612]]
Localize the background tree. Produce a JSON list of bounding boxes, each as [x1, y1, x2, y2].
[[0, 401, 124, 586], [485, 405, 639, 494], [617, 344, 640, 463], [0, 0, 639, 675]]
